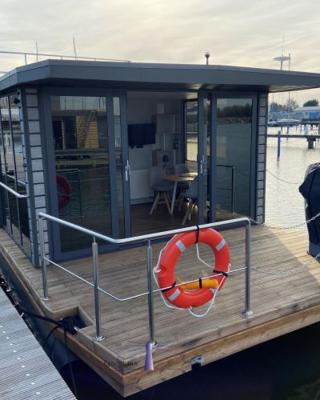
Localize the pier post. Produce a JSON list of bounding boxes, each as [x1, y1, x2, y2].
[[307, 137, 316, 149], [277, 130, 281, 160], [92, 238, 104, 341]]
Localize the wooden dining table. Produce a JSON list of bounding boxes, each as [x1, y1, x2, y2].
[[164, 172, 197, 215]]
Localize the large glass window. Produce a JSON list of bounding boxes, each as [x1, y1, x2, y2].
[[203, 97, 211, 221], [51, 96, 112, 252], [113, 97, 125, 237], [216, 98, 253, 217], [185, 100, 198, 168], [0, 95, 30, 256]]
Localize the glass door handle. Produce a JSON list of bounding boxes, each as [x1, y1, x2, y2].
[[199, 155, 205, 175], [125, 160, 131, 181]]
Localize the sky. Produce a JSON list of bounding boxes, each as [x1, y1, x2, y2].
[[0, 0, 320, 105]]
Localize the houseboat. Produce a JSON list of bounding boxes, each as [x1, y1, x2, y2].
[[0, 60, 320, 396]]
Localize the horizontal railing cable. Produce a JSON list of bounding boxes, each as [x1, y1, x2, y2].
[[44, 256, 245, 302], [260, 211, 320, 231], [266, 169, 302, 185]]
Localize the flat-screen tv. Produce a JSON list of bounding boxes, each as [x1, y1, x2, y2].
[[128, 123, 156, 148]]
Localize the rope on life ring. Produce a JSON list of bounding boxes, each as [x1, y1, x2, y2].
[[156, 228, 230, 310], [56, 175, 72, 209]]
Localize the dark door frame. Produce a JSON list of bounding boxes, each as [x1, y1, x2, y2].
[[39, 86, 129, 261], [185, 90, 258, 224], [209, 91, 258, 221]]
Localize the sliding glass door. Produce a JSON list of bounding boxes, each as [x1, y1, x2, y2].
[[0, 95, 30, 256], [215, 97, 255, 217], [45, 89, 256, 259], [208, 94, 257, 221], [45, 91, 129, 259]]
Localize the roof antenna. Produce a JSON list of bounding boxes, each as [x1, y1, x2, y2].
[[35, 41, 39, 61], [273, 35, 291, 70], [205, 52, 210, 65], [273, 53, 291, 70], [73, 35, 78, 59]]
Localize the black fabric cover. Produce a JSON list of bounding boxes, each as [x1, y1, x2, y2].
[[299, 163, 320, 256]]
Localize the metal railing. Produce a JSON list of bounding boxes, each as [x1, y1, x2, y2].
[[0, 181, 30, 258], [0, 49, 131, 69], [5, 174, 27, 188], [37, 212, 252, 350], [0, 181, 28, 199]]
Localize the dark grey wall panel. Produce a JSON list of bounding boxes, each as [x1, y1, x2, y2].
[[255, 92, 268, 224]]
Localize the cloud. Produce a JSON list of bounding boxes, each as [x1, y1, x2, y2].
[[0, 0, 319, 103]]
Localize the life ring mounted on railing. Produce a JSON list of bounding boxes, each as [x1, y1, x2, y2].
[[156, 228, 230, 309], [56, 175, 72, 209]]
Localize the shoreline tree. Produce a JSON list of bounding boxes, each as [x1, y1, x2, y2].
[[303, 99, 319, 107]]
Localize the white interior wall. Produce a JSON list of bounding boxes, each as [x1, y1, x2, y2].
[[127, 92, 186, 202]]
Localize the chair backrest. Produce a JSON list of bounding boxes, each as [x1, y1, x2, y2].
[[186, 176, 198, 199], [174, 163, 189, 175], [149, 166, 164, 187]]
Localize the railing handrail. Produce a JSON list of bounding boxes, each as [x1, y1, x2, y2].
[[38, 211, 250, 245], [5, 174, 27, 187], [0, 181, 28, 198], [37, 211, 252, 350], [0, 49, 131, 64]]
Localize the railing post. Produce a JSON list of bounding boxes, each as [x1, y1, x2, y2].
[[145, 240, 156, 371], [38, 216, 48, 300], [277, 129, 281, 160], [92, 237, 104, 341], [243, 221, 253, 318], [231, 166, 235, 214]]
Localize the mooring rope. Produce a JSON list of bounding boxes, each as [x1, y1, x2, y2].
[[266, 169, 302, 185], [257, 211, 320, 231]]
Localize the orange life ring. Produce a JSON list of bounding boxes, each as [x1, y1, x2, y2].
[[56, 175, 71, 209], [157, 228, 230, 309]]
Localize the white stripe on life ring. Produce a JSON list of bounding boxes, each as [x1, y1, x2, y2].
[[176, 240, 186, 253], [168, 288, 180, 302], [215, 239, 225, 251]]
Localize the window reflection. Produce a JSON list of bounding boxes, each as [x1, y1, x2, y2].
[[51, 96, 111, 252], [216, 98, 253, 217], [0, 94, 30, 256], [113, 97, 125, 237], [184, 100, 198, 167]]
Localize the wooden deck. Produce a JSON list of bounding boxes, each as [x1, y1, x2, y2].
[[0, 285, 75, 400], [0, 224, 320, 397]]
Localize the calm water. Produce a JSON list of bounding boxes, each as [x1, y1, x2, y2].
[[266, 126, 320, 228]]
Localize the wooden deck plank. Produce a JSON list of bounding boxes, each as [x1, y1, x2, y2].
[[0, 224, 320, 396], [0, 287, 75, 400]]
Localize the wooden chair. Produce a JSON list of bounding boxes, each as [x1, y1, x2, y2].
[[182, 176, 198, 224], [174, 164, 190, 211], [149, 167, 173, 215]]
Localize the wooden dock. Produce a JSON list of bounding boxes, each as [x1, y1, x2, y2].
[[0, 285, 75, 399], [0, 225, 320, 397]]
